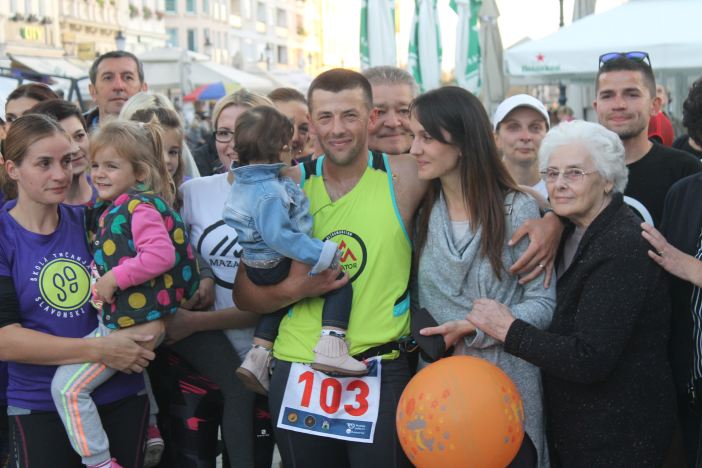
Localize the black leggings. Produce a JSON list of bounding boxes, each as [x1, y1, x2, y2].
[[8, 394, 148, 468], [150, 331, 275, 468]]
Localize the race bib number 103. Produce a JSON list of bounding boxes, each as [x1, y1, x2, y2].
[[277, 357, 381, 443]]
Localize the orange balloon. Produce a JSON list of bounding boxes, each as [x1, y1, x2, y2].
[[396, 356, 525, 468]]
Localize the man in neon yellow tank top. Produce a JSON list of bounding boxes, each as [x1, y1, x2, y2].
[[234, 69, 426, 467], [233, 69, 564, 466]]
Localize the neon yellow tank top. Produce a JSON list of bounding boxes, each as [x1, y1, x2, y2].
[[273, 152, 412, 363]]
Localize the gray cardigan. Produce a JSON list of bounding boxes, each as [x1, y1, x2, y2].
[[417, 191, 556, 468]]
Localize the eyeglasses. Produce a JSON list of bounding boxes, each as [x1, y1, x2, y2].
[[540, 168, 598, 183], [598, 51, 651, 68], [213, 129, 234, 143]]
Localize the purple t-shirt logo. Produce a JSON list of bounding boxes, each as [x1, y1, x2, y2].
[[32, 255, 91, 319]]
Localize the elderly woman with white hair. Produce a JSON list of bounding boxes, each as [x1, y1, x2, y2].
[[469, 120, 676, 467]]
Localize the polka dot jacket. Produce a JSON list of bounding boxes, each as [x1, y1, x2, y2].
[[88, 190, 199, 329]]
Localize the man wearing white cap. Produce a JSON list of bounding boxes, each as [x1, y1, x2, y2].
[[494, 94, 550, 200]]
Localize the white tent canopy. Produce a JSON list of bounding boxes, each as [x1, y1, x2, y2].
[[138, 46, 275, 94], [190, 61, 274, 93], [506, 0, 702, 80]]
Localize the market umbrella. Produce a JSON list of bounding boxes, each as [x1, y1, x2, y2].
[[573, 0, 597, 21], [183, 82, 240, 102], [479, 0, 507, 113], [360, 0, 397, 69], [452, 0, 482, 94], [408, 0, 442, 92]]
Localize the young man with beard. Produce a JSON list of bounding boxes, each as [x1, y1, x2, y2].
[[594, 52, 702, 226], [234, 69, 425, 467]]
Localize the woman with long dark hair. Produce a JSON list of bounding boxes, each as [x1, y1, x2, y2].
[[412, 87, 555, 468]]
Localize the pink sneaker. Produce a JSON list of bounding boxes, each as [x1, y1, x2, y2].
[[109, 460, 124, 468], [144, 425, 164, 468]]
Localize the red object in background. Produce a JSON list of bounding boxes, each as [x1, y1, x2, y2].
[[648, 111, 675, 147]]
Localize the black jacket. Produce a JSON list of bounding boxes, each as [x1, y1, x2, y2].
[[660, 172, 702, 397], [506, 194, 676, 467]]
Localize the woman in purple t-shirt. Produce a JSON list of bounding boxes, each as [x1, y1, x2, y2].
[[0, 114, 159, 468]]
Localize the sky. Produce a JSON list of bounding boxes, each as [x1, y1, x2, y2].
[[331, 0, 628, 70]]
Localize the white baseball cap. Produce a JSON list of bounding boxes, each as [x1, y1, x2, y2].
[[493, 94, 550, 131]]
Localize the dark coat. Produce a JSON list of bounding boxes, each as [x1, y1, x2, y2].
[[660, 172, 702, 397], [505, 194, 676, 467]]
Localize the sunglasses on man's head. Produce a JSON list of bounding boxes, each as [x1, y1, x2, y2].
[[598, 51, 651, 68]]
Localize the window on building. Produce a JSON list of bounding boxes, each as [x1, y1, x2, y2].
[[202, 0, 209, 14], [187, 29, 196, 51], [277, 45, 288, 65], [256, 1, 266, 22], [166, 28, 178, 46], [165, 0, 176, 12], [186, 0, 196, 13], [276, 8, 286, 28]]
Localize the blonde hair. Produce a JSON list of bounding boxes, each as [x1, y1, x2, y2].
[[90, 119, 175, 205], [119, 91, 200, 179], [212, 89, 273, 128]]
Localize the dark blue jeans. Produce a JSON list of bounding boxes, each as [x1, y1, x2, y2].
[[268, 356, 412, 468], [247, 259, 353, 341]]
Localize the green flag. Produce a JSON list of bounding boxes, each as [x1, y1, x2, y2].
[[451, 0, 482, 94], [360, 0, 397, 69], [408, 0, 442, 92]]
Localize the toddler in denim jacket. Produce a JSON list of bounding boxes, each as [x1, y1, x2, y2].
[[223, 106, 366, 394]]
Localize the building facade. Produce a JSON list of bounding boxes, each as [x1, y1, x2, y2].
[[162, 0, 230, 63]]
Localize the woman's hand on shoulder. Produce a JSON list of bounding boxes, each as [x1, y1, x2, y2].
[[509, 212, 563, 287], [642, 222, 702, 286]]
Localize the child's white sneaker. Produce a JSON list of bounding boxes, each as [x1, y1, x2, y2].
[[143, 424, 164, 468], [235, 345, 272, 395], [311, 335, 367, 375]]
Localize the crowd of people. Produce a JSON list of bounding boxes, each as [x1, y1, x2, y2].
[[0, 48, 700, 468]]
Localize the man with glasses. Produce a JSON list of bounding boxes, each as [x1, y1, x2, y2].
[[593, 51, 702, 226]]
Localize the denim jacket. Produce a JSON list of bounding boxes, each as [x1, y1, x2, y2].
[[223, 163, 337, 273]]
